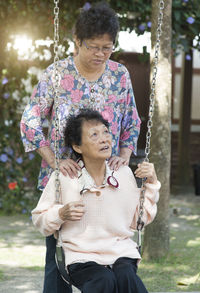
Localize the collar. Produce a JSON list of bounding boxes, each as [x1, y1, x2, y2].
[[77, 159, 119, 195]]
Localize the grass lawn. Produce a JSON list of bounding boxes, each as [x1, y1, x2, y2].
[[0, 270, 5, 281], [138, 194, 200, 291], [0, 194, 199, 292], [0, 213, 45, 270]]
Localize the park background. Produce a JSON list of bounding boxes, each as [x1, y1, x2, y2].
[[0, 0, 200, 292]]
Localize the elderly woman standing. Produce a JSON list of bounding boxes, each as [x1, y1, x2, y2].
[[21, 2, 141, 293], [32, 109, 160, 293]]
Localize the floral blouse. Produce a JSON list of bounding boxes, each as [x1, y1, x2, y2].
[[20, 56, 141, 190]]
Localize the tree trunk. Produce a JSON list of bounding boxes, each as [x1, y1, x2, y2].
[[176, 48, 193, 189], [142, 0, 172, 259]]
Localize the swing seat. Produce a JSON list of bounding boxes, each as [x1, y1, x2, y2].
[[55, 246, 82, 292], [55, 245, 71, 284]]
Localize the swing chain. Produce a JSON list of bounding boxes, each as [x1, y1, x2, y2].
[[53, 0, 60, 203], [52, 0, 164, 243], [144, 0, 164, 162], [137, 0, 164, 247]]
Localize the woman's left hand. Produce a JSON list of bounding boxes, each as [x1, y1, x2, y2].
[[108, 156, 129, 171], [134, 161, 157, 184]]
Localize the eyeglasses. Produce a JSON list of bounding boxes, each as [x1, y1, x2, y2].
[[83, 41, 115, 54]]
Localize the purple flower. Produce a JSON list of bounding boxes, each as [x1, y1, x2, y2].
[[83, 2, 91, 11], [186, 54, 191, 60], [3, 93, 10, 99], [138, 24, 145, 32], [16, 157, 23, 164], [22, 209, 27, 214], [22, 177, 28, 182], [2, 77, 8, 85], [147, 21, 152, 28], [187, 17, 195, 24], [28, 153, 35, 160], [183, 0, 188, 2], [4, 147, 14, 156], [0, 154, 8, 162]]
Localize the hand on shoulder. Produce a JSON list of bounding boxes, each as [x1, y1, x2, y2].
[[108, 155, 129, 171], [59, 158, 81, 178]]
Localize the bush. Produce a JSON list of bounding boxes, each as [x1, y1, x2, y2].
[[0, 71, 41, 214]]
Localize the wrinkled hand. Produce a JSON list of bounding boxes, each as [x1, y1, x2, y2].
[[108, 156, 129, 171], [59, 158, 81, 178], [134, 162, 157, 184], [59, 201, 85, 221]]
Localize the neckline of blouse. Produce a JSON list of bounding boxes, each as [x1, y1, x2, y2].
[[71, 55, 109, 85], [77, 159, 115, 194]]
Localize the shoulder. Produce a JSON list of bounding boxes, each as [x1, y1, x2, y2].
[[115, 166, 134, 179], [47, 171, 75, 185], [58, 172, 80, 193], [107, 59, 129, 75], [43, 56, 72, 76], [113, 165, 138, 188], [59, 172, 80, 202], [115, 165, 134, 177], [48, 171, 79, 192], [58, 171, 75, 185]]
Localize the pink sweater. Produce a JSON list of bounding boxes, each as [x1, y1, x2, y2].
[[32, 164, 160, 266]]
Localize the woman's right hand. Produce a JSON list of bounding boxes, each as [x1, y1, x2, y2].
[[59, 201, 85, 221], [59, 158, 81, 178], [36, 147, 81, 178], [134, 161, 157, 184]]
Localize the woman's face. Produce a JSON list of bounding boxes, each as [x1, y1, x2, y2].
[[76, 34, 113, 71], [73, 120, 112, 161]]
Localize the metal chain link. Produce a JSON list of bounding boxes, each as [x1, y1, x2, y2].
[[53, 0, 60, 203], [137, 0, 164, 252]]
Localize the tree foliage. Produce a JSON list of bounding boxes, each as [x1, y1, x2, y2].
[[1, 1, 200, 55]]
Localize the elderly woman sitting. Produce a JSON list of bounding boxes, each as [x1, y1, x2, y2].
[[32, 109, 160, 293]]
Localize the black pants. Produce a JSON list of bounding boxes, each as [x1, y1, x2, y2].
[[43, 235, 72, 293], [68, 257, 148, 293]]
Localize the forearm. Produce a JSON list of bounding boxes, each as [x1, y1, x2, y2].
[[131, 181, 160, 229], [32, 205, 64, 236], [119, 147, 132, 161], [31, 171, 64, 235], [36, 146, 55, 169]]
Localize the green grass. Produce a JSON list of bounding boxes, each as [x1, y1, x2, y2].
[[25, 266, 44, 271], [0, 271, 5, 281], [0, 194, 200, 291], [138, 195, 200, 291]]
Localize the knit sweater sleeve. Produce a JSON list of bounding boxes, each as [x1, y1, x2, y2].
[[31, 171, 65, 236], [130, 180, 161, 230]]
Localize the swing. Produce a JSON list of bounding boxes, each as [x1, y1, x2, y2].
[[53, 0, 164, 286]]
